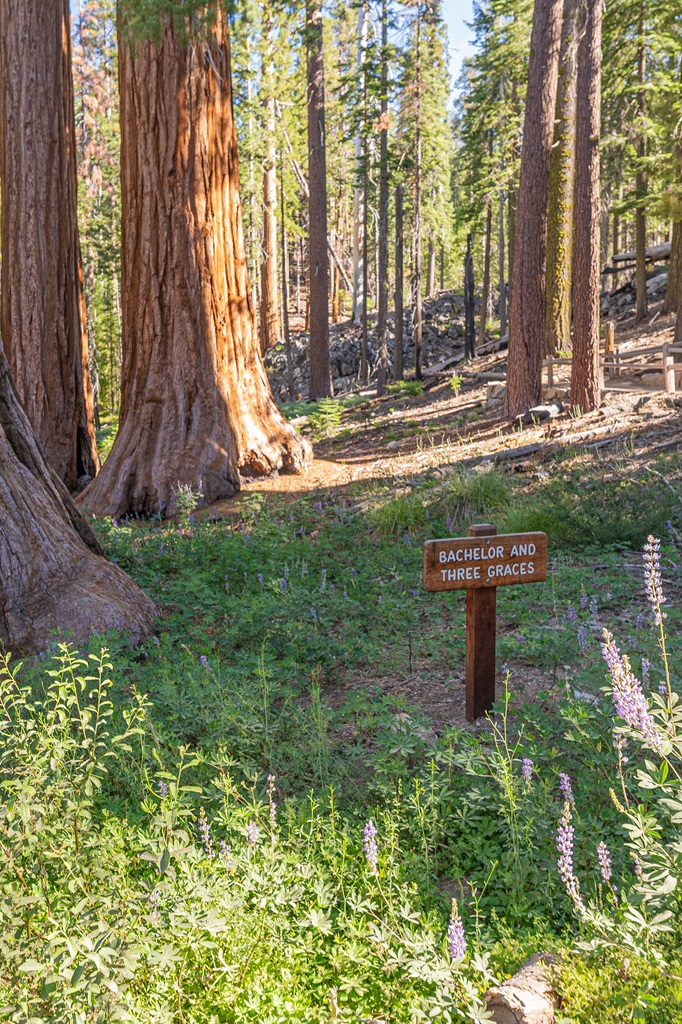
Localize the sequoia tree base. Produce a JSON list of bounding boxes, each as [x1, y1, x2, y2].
[[0, 355, 157, 652]]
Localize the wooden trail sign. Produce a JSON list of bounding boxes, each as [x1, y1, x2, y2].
[[423, 525, 548, 721]]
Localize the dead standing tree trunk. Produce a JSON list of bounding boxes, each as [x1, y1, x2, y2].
[[0, 0, 99, 490], [81, 15, 311, 519], [0, 352, 156, 652], [504, 0, 565, 417], [570, 0, 602, 413]]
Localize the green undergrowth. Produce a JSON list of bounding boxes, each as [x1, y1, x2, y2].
[[4, 446, 682, 1020]]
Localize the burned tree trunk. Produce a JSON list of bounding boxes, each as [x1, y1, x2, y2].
[[570, 0, 602, 413], [81, 15, 310, 519], [0, 0, 99, 490], [0, 352, 156, 652], [504, 0, 565, 417]]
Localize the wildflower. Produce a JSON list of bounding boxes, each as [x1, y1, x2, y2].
[[577, 624, 588, 650], [258, 573, 264, 586], [150, 889, 163, 926], [636, 612, 645, 630], [343, 590, 348, 599], [321, 569, 327, 591], [363, 819, 378, 875], [284, 566, 290, 581], [556, 802, 585, 913], [246, 821, 260, 846], [279, 579, 287, 594], [633, 857, 643, 882], [268, 775, 278, 831], [219, 840, 232, 869], [565, 605, 578, 628], [501, 663, 509, 675], [601, 630, 662, 751], [597, 841, 612, 883], [404, 533, 411, 546], [641, 658, 651, 684], [157, 780, 169, 797], [643, 536, 666, 625], [559, 772, 574, 805], [658, 682, 667, 696], [351, 568, 358, 578], [198, 807, 213, 858], [448, 900, 466, 961], [410, 589, 419, 597], [446, 516, 453, 532], [314, 501, 323, 513], [580, 593, 589, 610], [311, 607, 318, 622], [521, 758, 534, 783], [301, 564, 308, 578], [516, 632, 526, 644], [199, 655, 210, 671], [589, 597, 598, 618]]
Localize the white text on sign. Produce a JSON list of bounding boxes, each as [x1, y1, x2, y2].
[[423, 532, 548, 592]]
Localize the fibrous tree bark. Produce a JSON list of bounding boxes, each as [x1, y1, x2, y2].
[[426, 234, 437, 298], [352, 1, 368, 325], [0, 351, 156, 652], [376, 0, 389, 396], [635, 4, 648, 323], [544, 0, 584, 356], [413, 4, 424, 380], [306, 0, 333, 399], [259, 7, 279, 354], [0, 0, 99, 490], [571, 0, 602, 413], [666, 220, 682, 314], [81, 13, 310, 519], [394, 184, 404, 381], [499, 191, 507, 338], [478, 201, 493, 350], [504, 0, 565, 417], [464, 233, 476, 360]]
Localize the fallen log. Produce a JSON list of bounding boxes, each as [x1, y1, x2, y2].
[[485, 952, 559, 1024]]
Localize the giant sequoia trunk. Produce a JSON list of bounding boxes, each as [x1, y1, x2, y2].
[[0, 352, 155, 652], [504, 0, 564, 417], [544, 0, 583, 356], [81, 15, 310, 519], [0, 0, 99, 490], [570, 0, 602, 413]]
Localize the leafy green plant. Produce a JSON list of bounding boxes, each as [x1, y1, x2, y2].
[[434, 469, 511, 529], [387, 380, 424, 398]]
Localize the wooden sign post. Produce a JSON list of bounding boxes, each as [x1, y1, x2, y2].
[[423, 525, 548, 721]]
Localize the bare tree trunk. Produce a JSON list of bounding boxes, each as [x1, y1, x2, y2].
[[571, 0, 602, 413], [0, 351, 156, 652], [394, 184, 404, 381], [504, 0, 565, 417], [635, 5, 648, 323], [259, 9, 279, 353], [81, 15, 310, 519], [280, 157, 296, 401], [414, 5, 423, 380], [478, 202, 493, 349], [544, 0, 583, 356], [665, 220, 682, 314], [499, 191, 507, 337], [352, 1, 368, 325], [306, 0, 333, 398], [361, 172, 369, 385], [376, 0, 389, 396], [464, 233, 476, 359], [426, 233, 437, 297], [508, 183, 517, 300], [0, 0, 99, 490]]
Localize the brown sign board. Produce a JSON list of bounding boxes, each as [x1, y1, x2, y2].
[[423, 532, 548, 592]]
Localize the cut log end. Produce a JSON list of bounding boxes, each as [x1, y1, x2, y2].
[[485, 953, 560, 1024]]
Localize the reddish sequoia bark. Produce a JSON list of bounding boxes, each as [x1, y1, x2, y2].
[[504, 0, 565, 417], [306, 0, 333, 399], [259, 8, 279, 353], [0, 0, 99, 489], [570, 0, 602, 413], [81, 15, 311, 519], [0, 352, 156, 652]]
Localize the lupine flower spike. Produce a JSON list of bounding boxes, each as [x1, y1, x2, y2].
[[247, 821, 260, 846], [198, 807, 214, 858], [448, 899, 466, 961], [601, 630, 662, 751], [643, 536, 666, 625], [363, 819, 378, 875], [268, 775, 278, 832], [521, 758, 534, 784], [597, 841, 612, 883], [556, 802, 585, 914], [559, 772, 574, 805]]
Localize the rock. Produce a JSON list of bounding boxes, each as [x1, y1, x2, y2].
[[485, 953, 559, 1024], [386, 440, 399, 451], [519, 404, 562, 424], [640, 372, 664, 388], [73, 474, 93, 494], [646, 271, 668, 297], [487, 382, 506, 404], [542, 387, 570, 401]]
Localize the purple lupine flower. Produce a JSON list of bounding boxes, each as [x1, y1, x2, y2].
[[198, 807, 213, 858], [314, 501, 323, 513], [580, 593, 589, 610], [597, 841, 612, 883], [351, 568, 358, 578], [220, 840, 232, 869], [643, 536, 666, 625], [403, 533, 411, 546], [601, 630, 662, 751], [448, 900, 466, 961], [577, 625, 588, 650], [501, 663, 509, 675], [521, 758, 534, 783], [641, 658, 651, 684], [157, 780, 169, 797], [633, 857, 643, 882], [258, 573, 264, 587], [320, 569, 327, 591], [246, 821, 260, 846], [268, 775, 277, 831], [559, 773, 574, 805], [199, 655, 210, 671], [311, 608, 318, 622], [149, 889, 163, 926], [666, 520, 675, 536], [410, 589, 419, 597], [343, 589, 348, 599], [658, 682, 667, 696], [279, 578, 287, 594], [556, 802, 585, 913], [566, 605, 579, 628], [284, 566, 290, 581], [589, 597, 598, 618], [363, 820, 378, 875], [636, 612, 645, 630], [516, 632, 526, 644], [301, 564, 308, 578]]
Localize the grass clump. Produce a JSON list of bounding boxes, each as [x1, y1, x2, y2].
[[387, 380, 424, 398], [435, 469, 511, 529], [370, 491, 430, 538]]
